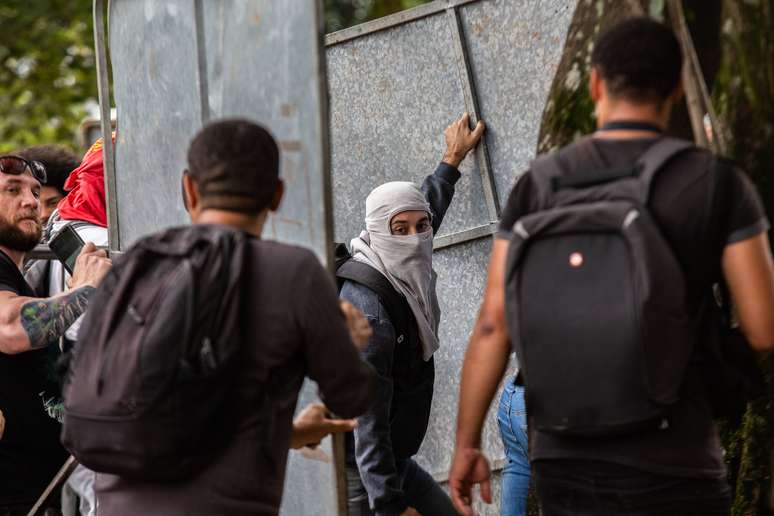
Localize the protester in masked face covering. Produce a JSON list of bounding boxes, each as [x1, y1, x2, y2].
[[351, 182, 440, 360], [340, 114, 484, 516]]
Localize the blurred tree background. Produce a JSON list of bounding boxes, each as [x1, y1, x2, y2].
[[0, 0, 96, 153], [0, 0, 772, 511]]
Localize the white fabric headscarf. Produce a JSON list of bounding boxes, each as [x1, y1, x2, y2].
[[350, 181, 440, 361]]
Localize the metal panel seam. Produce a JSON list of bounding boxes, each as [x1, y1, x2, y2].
[[446, 7, 501, 221], [434, 223, 496, 250], [93, 0, 120, 252], [325, 0, 481, 47], [194, 0, 210, 124]]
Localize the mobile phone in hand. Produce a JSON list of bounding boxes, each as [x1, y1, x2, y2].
[[49, 225, 86, 275]]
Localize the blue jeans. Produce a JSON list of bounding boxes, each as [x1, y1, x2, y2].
[[497, 377, 530, 516]]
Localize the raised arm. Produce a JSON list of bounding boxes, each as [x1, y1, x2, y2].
[[421, 113, 485, 234], [0, 243, 110, 354]]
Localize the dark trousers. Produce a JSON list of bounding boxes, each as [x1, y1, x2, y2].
[[0, 506, 28, 516], [534, 459, 731, 516], [347, 459, 457, 516]]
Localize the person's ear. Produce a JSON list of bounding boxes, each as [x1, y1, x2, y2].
[[269, 179, 284, 212], [589, 68, 602, 103], [182, 172, 200, 215], [181, 171, 190, 212]]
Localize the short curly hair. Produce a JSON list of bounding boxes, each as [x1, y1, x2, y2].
[[16, 144, 80, 194], [187, 119, 280, 214], [591, 17, 682, 104]]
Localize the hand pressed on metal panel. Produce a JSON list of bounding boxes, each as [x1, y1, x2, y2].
[[340, 300, 373, 350], [449, 447, 492, 516], [290, 403, 357, 449], [442, 113, 486, 168]]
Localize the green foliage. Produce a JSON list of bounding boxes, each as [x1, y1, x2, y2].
[[0, 0, 96, 153], [325, 0, 432, 33]]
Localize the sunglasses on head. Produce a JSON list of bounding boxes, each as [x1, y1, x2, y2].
[[0, 155, 47, 184]]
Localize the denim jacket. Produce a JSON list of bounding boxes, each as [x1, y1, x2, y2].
[[340, 163, 460, 515]]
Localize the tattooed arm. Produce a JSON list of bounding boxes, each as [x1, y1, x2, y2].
[[0, 287, 96, 354], [0, 242, 110, 354]]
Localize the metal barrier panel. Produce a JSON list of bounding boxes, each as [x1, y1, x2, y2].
[[460, 0, 579, 204], [327, 13, 491, 243], [109, 0, 202, 249], [108, 0, 333, 264], [326, 2, 577, 512], [203, 0, 332, 264]]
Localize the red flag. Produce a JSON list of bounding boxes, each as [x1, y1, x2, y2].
[[57, 138, 108, 227]]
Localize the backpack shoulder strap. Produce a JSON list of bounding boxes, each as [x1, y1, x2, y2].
[[529, 152, 564, 209], [337, 260, 410, 340], [529, 137, 607, 209], [636, 137, 694, 204]]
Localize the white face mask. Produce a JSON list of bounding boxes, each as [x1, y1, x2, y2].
[[350, 181, 441, 361], [370, 228, 434, 312]]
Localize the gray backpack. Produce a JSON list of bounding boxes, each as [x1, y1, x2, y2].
[[505, 137, 694, 437]]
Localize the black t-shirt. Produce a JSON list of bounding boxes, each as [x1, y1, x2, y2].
[[498, 137, 769, 479], [0, 250, 68, 506]]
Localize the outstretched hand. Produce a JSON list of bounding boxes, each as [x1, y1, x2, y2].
[[442, 113, 486, 168], [449, 447, 492, 516], [290, 403, 357, 449]]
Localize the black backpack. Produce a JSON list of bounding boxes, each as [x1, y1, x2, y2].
[[505, 137, 695, 437], [62, 225, 249, 480]]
